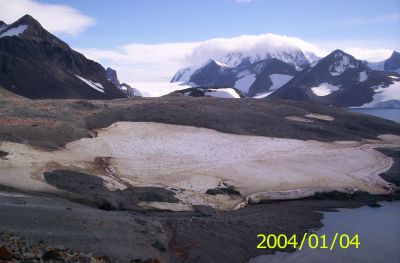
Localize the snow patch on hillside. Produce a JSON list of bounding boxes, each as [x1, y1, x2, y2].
[[0, 24, 28, 38], [253, 92, 273, 99], [358, 71, 368, 82], [75, 75, 105, 93], [270, 74, 293, 90], [252, 74, 291, 98], [237, 70, 251, 78], [171, 67, 195, 83], [214, 60, 229, 67], [172, 59, 225, 83], [361, 81, 400, 107], [311, 83, 341, 96], [234, 74, 256, 92], [330, 54, 356, 76], [204, 88, 240, 98]]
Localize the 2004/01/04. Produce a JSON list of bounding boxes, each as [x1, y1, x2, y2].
[[257, 233, 360, 250]]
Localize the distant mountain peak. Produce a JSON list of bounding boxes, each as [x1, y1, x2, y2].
[[204, 59, 218, 66], [391, 50, 399, 56], [331, 49, 346, 55], [218, 48, 315, 69], [106, 67, 120, 86], [384, 50, 400, 72], [320, 49, 364, 76], [7, 14, 43, 37], [14, 15, 46, 35], [0, 14, 69, 49], [328, 49, 354, 60], [15, 14, 41, 26], [205, 59, 228, 68]]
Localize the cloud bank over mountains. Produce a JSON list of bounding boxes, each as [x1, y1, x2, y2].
[[78, 33, 395, 87]]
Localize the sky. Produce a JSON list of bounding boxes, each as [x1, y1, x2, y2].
[[0, 0, 399, 94]]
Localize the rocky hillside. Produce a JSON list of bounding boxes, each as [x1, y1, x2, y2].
[[0, 15, 126, 99]]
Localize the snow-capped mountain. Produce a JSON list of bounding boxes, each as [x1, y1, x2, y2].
[[368, 51, 400, 73], [171, 48, 315, 97], [218, 50, 318, 69], [270, 50, 400, 107], [0, 15, 126, 99]]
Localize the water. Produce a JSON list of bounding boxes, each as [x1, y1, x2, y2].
[[348, 108, 400, 123], [249, 202, 400, 263], [249, 109, 400, 263]]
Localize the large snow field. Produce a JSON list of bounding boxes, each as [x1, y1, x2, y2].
[[0, 122, 399, 211]]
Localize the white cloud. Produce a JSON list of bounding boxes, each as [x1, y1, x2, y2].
[[0, 0, 95, 36], [336, 12, 400, 26], [186, 34, 327, 63], [313, 39, 397, 62], [341, 47, 393, 62], [78, 42, 197, 82]]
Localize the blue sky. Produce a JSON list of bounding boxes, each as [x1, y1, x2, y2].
[[44, 0, 400, 49], [0, 0, 399, 91]]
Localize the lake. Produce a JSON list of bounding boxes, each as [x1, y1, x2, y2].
[[348, 108, 400, 123], [249, 202, 400, 263]]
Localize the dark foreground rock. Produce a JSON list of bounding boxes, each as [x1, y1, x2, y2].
[[206, 186, 241, 196], [376, 147, 400, 186], [0, 232, 111, 262], [0, 185, 398, 263], [44, 170, 179, 211]]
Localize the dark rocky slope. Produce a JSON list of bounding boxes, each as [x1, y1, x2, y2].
[[270, 50, 400, 107], [0, 15, 126, 99], [0, 96, 399, 149]]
